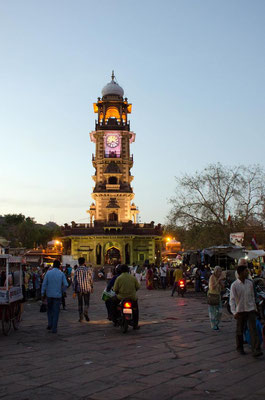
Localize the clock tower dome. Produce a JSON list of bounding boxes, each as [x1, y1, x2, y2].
[[87, 72, 139, 225]]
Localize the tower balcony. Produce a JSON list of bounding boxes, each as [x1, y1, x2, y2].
[[106, 184, 120, 190], [105, 152, 121, 158], [95, 120, 130, 131], [92, 154, 133, 161]]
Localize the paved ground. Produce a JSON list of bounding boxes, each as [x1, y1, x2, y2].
[[1, 281, 265, 400]]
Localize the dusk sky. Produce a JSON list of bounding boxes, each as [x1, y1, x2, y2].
[[1, 1, 265, 226]]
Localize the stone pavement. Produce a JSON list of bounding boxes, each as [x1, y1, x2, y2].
[[0, 281, 265, 400]]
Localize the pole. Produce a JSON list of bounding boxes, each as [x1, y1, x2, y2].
[[6, 256, 9, 291]]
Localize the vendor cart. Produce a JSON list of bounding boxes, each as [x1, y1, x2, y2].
[[0, 255, 23, 335]]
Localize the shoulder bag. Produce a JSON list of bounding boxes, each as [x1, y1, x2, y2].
[[207, 292, 220, 306]]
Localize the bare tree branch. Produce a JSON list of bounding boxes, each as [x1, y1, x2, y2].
[[168, 163, 265, 230]]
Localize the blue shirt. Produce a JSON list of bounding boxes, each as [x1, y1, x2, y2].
[[41, 268, 68, 298], [107, 274, 120, 292], [34, 273, 41, 290]]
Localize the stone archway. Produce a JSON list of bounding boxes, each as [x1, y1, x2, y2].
[[96, 243, 102, 265], [105, 246, 121, 266], [125, 243, 130, 265]]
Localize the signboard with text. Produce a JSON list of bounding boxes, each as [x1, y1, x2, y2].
[[0, 287, 23, 304], [230, 232, 244, 246]]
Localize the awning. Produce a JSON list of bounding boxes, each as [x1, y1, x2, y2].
[[25, 256, 40, 262], [203, 245, 245, 259], [245, 250, 265, 260]]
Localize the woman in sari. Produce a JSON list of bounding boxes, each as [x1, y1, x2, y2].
[[208, 266, 225, 331], [146, 266, 154, 290]]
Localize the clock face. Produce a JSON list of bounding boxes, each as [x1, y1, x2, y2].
[[106, 134, 119, 148]]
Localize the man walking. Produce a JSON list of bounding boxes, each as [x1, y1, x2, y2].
[[41, 259, 68, 334], [73, 257, 93, 322], [135, 264, 143, 284], [230, 264, 263, 357], [159, 262, 167, 290]]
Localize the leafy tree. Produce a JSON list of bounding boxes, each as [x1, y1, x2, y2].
[[4, 213, 25, 225], [0, 214, 62, 248]]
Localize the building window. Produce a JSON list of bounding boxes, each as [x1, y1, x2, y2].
[[108, 176, 118, 184], [109, 212, 118, 222]]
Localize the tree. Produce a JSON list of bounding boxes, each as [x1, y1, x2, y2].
[[0, 214, 62, 248], [167, 163, 265, 248]]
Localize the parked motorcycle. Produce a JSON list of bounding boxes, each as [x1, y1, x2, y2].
[[114, 298, 138, 333], [255, 281, 265, 321], [201, 278, 209, 294], [177, 279, 187, 297], [221, 285, 232, 314]]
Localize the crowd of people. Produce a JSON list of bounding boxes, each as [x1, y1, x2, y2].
[[5, 254, 264, 359], [122, 258, 265, 358], [123, 262, 212, 292], [41, 258, 140, 334]]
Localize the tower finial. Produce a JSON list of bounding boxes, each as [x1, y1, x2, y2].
[[111, 70, 115, 81]]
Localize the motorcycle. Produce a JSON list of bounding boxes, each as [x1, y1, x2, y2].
[[153, 273, 162, 289], [201, 278, 209, 294], [255, 282, 265, 321], [114, 298, 138, 333], [98, 268, 105, 280], [221, 285, 232, 314], [66, 275, 72, 288], [177, 279, 187, 297]]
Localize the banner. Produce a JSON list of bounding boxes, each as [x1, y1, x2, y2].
[[251, 236, 259, 250], [230, 232, 244, 246]]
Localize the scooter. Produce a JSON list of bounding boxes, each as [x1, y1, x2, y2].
[[177, 279, 187, 297], [114, 298, 138, 333]]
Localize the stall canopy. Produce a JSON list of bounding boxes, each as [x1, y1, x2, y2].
[[203, 245, 245, 259], [203, 246, 265, 264], [245, 250, 265, 260]]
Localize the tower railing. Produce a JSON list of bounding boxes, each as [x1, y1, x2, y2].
[[92, 154, 133, 161], [104, 152, 121, 158], [95, 120, 130, 131]]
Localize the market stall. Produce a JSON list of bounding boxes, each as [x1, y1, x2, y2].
[[0, 254, 23, 335]]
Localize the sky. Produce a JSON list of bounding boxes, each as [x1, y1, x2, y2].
[[1, 0, 265, 226]]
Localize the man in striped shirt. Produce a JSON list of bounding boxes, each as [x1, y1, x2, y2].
[[73, 257, 93, 322]]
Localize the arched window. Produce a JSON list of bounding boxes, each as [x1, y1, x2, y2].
[[96, 244, 102, 265], [109, 212, 118, 222], [105, 107, 120, 122], [125, 243, 130, 265], [109, 176, 118, 184]]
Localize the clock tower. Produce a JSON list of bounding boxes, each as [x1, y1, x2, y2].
[[87, 72, 139, 225], [62, 73, 162, 267]]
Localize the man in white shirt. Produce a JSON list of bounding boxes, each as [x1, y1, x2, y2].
[[135, 264, 143, 284], [230, 265, 263, 357], [159, 263, 167, 290]]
